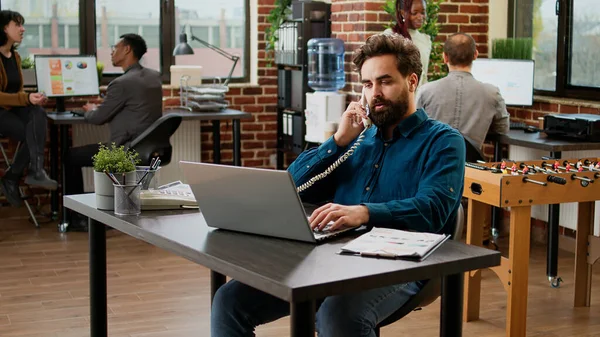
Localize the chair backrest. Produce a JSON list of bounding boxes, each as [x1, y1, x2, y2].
[[376, 203, 465, 330], [463, 134, 485, 163], [129, 113, 183, 166]]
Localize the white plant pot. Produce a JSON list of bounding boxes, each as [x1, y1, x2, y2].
[[93, 171, 137, 210]]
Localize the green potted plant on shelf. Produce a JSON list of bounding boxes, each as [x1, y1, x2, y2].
[[92, 143, 140, 210], [20, 55, 36, 86], [265, 0, 292, 64]]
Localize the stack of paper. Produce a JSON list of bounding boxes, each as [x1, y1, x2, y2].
[[339, 228, 449, 261]]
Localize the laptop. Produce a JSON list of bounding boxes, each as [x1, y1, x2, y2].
[[179, 161, 356, 243]]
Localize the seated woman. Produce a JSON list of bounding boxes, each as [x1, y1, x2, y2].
[[387, 0, 432, 88], [0, 10, 57, 207]]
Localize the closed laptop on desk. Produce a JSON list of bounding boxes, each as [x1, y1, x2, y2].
[[179, 161, 353, 243]]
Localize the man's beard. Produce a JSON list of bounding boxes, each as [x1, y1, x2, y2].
[[368, 93, 410, 129]]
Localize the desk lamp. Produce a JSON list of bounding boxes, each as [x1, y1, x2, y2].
[[173, 28, 240, 86]]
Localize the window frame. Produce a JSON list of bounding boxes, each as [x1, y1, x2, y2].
[[1, 0, 250, 85], [509, 0, 600, 101]]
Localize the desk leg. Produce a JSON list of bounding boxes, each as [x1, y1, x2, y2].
[[89, 218, 107, 337], [210, 271, 226, 305], [290, 300, 315, 337], [547, 151, 562, 287], [441, 273, 464, 337], [233, 119, 241, 166], [212, 120, 221, 164], [463, 199, 487, 322], [50, 124, 59, 220], [574, 201, 594, 307], [58, 125, 70, 232], [506, 206, 531, 337]]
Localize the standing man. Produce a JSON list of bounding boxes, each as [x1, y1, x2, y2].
[[66, 33, 163, 231], [210, 33, 465, 337], [417, 32, 509, 151]]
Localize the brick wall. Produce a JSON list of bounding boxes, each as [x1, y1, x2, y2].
[[331, 0, 490, 100]]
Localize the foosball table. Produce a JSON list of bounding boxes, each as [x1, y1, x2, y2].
[[463, 158, 600, 337]]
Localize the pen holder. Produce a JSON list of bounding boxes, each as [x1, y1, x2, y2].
[[94, 171, 137, 210], [135, 166, 161, 190], [113, 183, 142, 216]]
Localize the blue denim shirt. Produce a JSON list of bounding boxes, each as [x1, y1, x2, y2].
[[288, 108, 466, 235]]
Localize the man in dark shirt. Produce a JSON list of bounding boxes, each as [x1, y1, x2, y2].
[[210, 33, 466, 337], [65, 33, 162, 231]]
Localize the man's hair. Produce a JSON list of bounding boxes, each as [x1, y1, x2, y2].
[[0, 10, 25, 50], [120, 33, 148, 60], [444, 33, 477, 67], [352, 33, 422, 82]]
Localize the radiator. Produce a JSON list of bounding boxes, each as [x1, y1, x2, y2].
[[508, 145, 600, 235], [72, 120, 201, 192]]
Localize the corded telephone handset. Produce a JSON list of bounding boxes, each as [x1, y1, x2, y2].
[[296, 89, 372, 193]]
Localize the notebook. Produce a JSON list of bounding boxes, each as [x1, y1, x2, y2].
[[339, 228, 450, 261]]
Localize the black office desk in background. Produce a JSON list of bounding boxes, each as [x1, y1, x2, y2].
[[64, 193, 501, 337], [488, 130, 600, 287], [47, 109, 251, 231]]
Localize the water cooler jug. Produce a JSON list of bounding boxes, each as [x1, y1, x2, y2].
[[305, 38, 347, 143]]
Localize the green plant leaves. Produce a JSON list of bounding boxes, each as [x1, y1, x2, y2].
[[92, 143, 140, 173]]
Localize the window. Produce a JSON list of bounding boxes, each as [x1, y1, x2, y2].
[[174, 0, 247, 82], [95, 1, 161, 74], [511, 0, 600, 100], [0, 0, 250, 83], [0, 0, 80, 59]]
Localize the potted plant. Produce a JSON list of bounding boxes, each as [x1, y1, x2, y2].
[[492, 38, 533, 60], [20, 55, 36, 86], [92, 143, 140, 210], [265, 0, 292, 64], [97, 61, 104, 84]]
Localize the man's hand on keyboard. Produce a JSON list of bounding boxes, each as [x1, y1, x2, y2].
[[308, 203, 369, 232]]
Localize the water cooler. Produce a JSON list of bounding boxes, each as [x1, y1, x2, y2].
[[304, 38, 346, 143]]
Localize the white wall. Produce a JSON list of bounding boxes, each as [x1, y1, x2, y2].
[[488, 0, 509, 55]]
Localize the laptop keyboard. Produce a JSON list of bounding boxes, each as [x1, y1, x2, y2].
[[308, 217, 353, 240]]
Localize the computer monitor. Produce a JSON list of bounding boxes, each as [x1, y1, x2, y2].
[[34, 55, 100, 113], [470, 59, 535, 106]]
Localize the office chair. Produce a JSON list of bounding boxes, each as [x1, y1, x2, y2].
[[463, 134, 485, 163], [129, 113, 183, 166], [374, 203, 465, 336], [0, 136, 39, 227]]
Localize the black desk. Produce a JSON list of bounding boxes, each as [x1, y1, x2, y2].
[[47, 109, 251, 231], [64, 194, 500, 337], [488, 130, 600, 287]]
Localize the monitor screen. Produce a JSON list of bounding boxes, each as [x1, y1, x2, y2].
[[470, 59, 535, 106], [34, 55, 100, 98]]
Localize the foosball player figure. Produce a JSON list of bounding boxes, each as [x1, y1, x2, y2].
[[511, 163, 519, 175], [565, 163, 572, 171], [501, 160, 508, 174], [553, 160, 560, 171], [522, 166, 529, 175], [577, 160, 584, 170]]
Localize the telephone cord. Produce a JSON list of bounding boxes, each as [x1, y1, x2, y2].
[[296, 129, 368, 193]]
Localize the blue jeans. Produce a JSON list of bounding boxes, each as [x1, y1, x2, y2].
[[211, 279, 423, 337]]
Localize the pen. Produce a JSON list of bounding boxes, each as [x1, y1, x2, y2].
[[104, 171, 120, 185]]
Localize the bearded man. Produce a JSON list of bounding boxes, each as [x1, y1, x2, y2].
[[210, 33, 466, 337]]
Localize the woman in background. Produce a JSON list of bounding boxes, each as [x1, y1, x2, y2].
[[389, 0, 432, 88], [0, 10, 57, 207]]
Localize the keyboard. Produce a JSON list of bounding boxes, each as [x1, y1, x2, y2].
[[70, 109, 86, 117], [510, 121, 527, 130]]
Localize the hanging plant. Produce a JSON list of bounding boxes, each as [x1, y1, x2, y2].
[[265, 0, 292, 64]]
